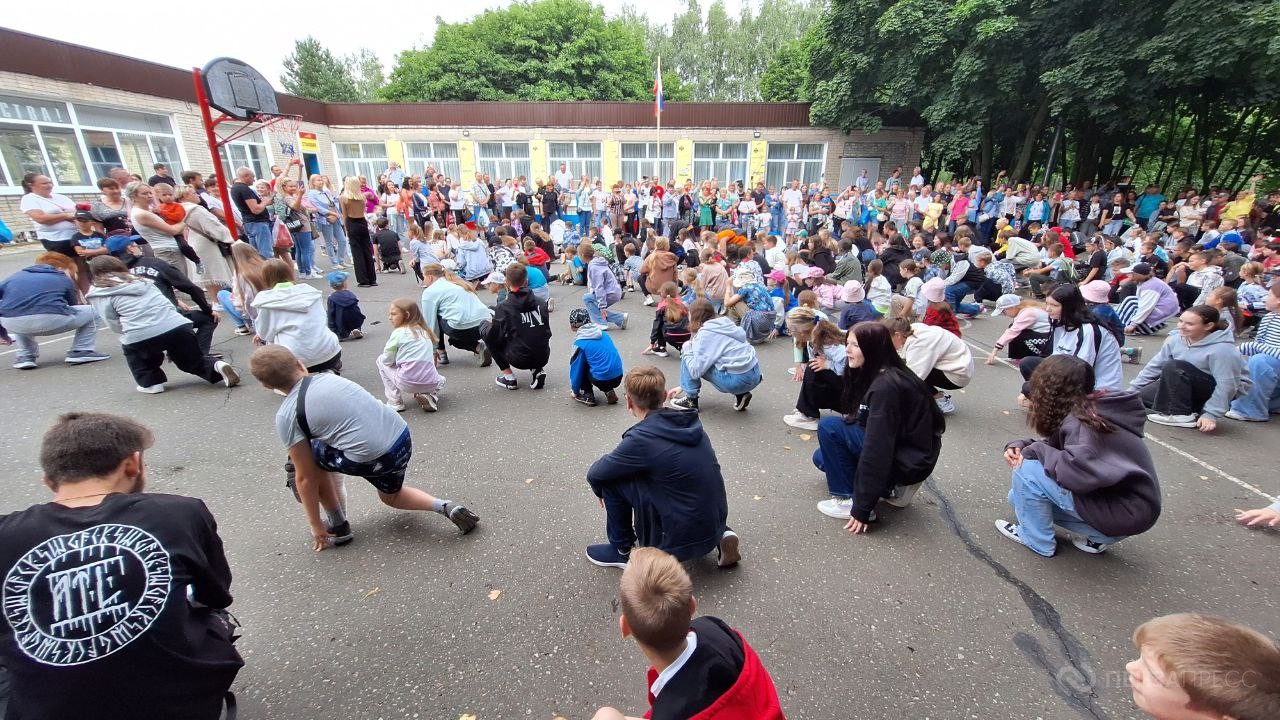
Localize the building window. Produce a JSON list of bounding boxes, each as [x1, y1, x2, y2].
[[692, 142, 749, 185], [0, 96, 182, 192], [476, 142, 530, 182], [405, 142, 459, 182], [334, 142, 389, 184], [547, 142, 601, 184], [217, 129, 271, 182], [620, 143, 674, 184], [766, 142, 826, 189]]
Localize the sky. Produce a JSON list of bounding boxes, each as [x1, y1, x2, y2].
[[3, 0, 745, 92]]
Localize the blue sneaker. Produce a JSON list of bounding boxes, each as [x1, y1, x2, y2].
[[585, 543, 630, 568]]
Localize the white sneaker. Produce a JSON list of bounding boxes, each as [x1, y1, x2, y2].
[[1147, 412, 1197, 428], [936, 394, 956, 414], [137, 384, 165, 394], [1224, 409, 1265, 422], [783, 412, 819, 431], [716, 530, 740, 567], [386, 401, 407, 412], [214, 360, 240, 388], [817, 497, 853, 519], [594, 323, 612, 331], [618, 313, 629, 330], [884, 481, 923, 508], [643, 295, 656, 306], [1070, 536, 1112, 554]]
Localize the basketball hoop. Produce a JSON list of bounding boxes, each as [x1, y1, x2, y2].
[[262, 114, 303, 163]]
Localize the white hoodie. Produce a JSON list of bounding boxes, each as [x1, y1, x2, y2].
[[251, 282, 340, 367], [901, 322, 974, 387]]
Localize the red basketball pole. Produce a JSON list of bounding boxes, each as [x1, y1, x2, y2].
[[192, 68, 239, 239]]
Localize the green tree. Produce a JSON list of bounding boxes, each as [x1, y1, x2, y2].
[[280, 37, 359, 102], [381, 0, 653, 101], [345, 49, 385, 103], [760, 34, 814, 102]]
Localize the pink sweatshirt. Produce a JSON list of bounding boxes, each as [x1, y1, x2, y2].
[[995, 307, 1050, 348]]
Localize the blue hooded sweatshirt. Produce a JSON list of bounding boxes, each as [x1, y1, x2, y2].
[[570, 323, 623, 388], [0, 265, 78, 318], [587, 409, 729, 560]]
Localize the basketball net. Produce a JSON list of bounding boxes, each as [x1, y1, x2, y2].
[[263, 114, 302, 165]]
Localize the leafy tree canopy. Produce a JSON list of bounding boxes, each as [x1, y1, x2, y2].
[[281, 37, 359, 103]]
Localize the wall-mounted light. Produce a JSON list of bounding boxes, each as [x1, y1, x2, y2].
[[462, 129, 470, 137], [753, 130, 761, 138]]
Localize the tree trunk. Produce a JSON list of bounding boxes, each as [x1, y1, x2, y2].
[[977, 121, 993, 186], [1010, 95, 1051, 184], [1205, 107, 1255, 188]]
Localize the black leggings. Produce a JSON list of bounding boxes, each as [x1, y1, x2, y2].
[[122, 326, 221, 388], [796, 366, 844, 418], [1139, 360, 1215, 416]]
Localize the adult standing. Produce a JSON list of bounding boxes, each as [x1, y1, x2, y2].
[[176, 185, 235, 307], [147, 162, 176, 187], [0, 259, 109, 370], [126, 182, 188, 278], [90, 177, 133, 235], [306, 174, 347, 270], [19, 173, 77, 258], [341, 177, 377, 287], [470, 173, 491, 225], [541, 179, 560, 225], [812, 321, 944, 528], [275, 177, 320, 279], [576, 177, 594, 232], [384, 161, 406, 189], [230, 167, 273, 258], [554, 163, 574, 192], [1129, 305, 1248, 431], [448, 181, 468, 225]]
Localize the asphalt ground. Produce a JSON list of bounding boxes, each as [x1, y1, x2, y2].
[[0, 243, 1276, 720]]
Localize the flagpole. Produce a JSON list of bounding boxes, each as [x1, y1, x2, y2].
[[655, 56, 662, 184]]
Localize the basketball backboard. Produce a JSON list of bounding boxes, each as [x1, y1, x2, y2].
[[201, 57, 279, 120]]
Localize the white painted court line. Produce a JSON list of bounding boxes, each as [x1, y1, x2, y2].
[[0, 332, 75, 357], [962, 337, 1276, 503]]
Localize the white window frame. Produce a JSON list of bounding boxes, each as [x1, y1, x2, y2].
[[404, 141, 460, 182], [546, 142, 602, 184], [0, 96, 186, 195], [692, 142, 749, 185], [765, 142, 827, 190], [476, 142, 530, 182], [620, 142, 674, 184], [333, 142, 389, 185]]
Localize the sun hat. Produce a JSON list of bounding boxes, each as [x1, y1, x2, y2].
[[1079, 279, 1112, 304], [803, 266, 826, 280], [841, 280, 866, 304], [732, 267, 756, 288], [921, 277, 946, 303], [930, 249, 952, 266], [993, 294, 1022, 313]]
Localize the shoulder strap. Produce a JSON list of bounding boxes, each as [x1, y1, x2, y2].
[[295, 375, 314, 440]]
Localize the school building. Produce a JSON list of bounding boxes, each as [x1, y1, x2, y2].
[[0, 27, 923, 238]]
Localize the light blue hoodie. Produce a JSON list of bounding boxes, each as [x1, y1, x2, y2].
[[681, 316, 759, 379]]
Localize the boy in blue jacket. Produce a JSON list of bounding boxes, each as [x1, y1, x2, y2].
[[325, 271, 366, 341], [568, 308, 624, 407], [585, 366, 740, 569]]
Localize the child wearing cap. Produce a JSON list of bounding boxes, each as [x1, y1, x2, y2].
[[71, 205, 107, 293], [1081, 279, 1126, 349], [920, 277, 961, 337], [325, 271, 366, 341], [987, 295, 1052, 364], [591, 547, 782, 720], [569, 308, 624, 406]]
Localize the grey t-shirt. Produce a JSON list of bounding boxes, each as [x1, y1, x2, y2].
[[274, 373, 407, 462]]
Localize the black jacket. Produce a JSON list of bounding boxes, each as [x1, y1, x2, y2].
[[485, 287, 551, 368], [809, 246, 835, 274], [849, 367, 944, 522], [878, 245, 912, 288], [122, 254, 212, 314], [587, 409, 728, 559], [327, 289, 366, 338]]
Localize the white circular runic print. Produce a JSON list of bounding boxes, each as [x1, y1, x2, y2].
[[2, 524, 172, 666]]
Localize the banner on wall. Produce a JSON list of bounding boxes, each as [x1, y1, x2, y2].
[[299, 132, 318, 153]]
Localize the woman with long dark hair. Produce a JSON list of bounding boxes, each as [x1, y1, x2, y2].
[[812, 321, 945, 533], [996, 355, 1161, 557], [1017, 284, 1123, 399]]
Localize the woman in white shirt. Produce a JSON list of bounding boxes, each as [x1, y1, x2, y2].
[[19, 173, 76, 256], [126, 181, 188, 277], [1178, 194, 1202, 235], [448, 184, 467, 225]]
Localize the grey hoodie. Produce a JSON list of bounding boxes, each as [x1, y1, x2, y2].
[[87, 278, 191, 344], [681, 316, 759, 379], [1129, 326, 1250, 420], [251, 282, 341, 367]]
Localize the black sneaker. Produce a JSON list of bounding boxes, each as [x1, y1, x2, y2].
[[530, 369, 547, 390], [437, 351, 450, 366], [604, 389, 619, 405], [733, 392, 752, 411], [669, 395, 698, 411], [495, 374, 518, 390], [284, 460, 300, 502], [445, 503, 479, 534], [327, 520, 354, 546], [573, 390, 599, 406], [477, 340, 492, 367]]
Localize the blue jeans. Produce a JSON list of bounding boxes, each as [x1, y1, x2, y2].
[[243, 221, 273, 259], [812, 416, 864, 498], [1008, 459, 1123, 556], [945, 281, 982, 315], [578, 210, 591, 233], [4, 307, 100, 363], [583, 292, 625, 327], [1229, 354, 1280, 420], [679, 360, 761, 399], [217, 289, 247, 329], [315, 221, 348, 266], [293, 230, 315, 275], [1103, 220, 1124, 236]]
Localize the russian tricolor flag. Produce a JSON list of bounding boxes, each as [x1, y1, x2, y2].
[[653, 59, 664, 117]]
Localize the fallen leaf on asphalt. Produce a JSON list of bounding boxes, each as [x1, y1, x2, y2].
[[799, 433, 812, 441], [1198, 475, 1209, 480], [525, 478, 535, 484], [1002, 410, 1011, 415], [783, 445, 792, 450], [553, 716, 568, 720], [364, 587, 381, 598], [753, 495, 764, 501], [460, 715, 477, 720], [489, 589, 502, 600]]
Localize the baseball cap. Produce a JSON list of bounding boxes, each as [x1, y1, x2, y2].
[[74, 202, 97, 223], [569, 308, 590, 327], [326, 271, 349, 287], [1122, 262, 1152, 276], [993, 294, 1022, 313], [105, 234, 137, 255], [767, 269, 786, 283]]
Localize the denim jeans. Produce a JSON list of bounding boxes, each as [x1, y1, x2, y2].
[[578, 210, 591, 233], [293, 230, 315, 275], [243, 221, 274, 259], [1008, 459, 1123, 556], [4, 307, 100, 363], [679, 360, 761, 399], [216, 289, 247, 329], [1229, 354, 1280, 420], [1103, 220, 1124, 236], [583, 291, 626, 327], [812, 416, 865, 498], [945, 281, 982, 315], [315, 221, 348, 266]]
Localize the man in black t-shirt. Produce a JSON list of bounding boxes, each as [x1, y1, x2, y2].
[[0, 413, 242, 720], [229, 166, 273, 258], [147, 163, 176, 187]]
